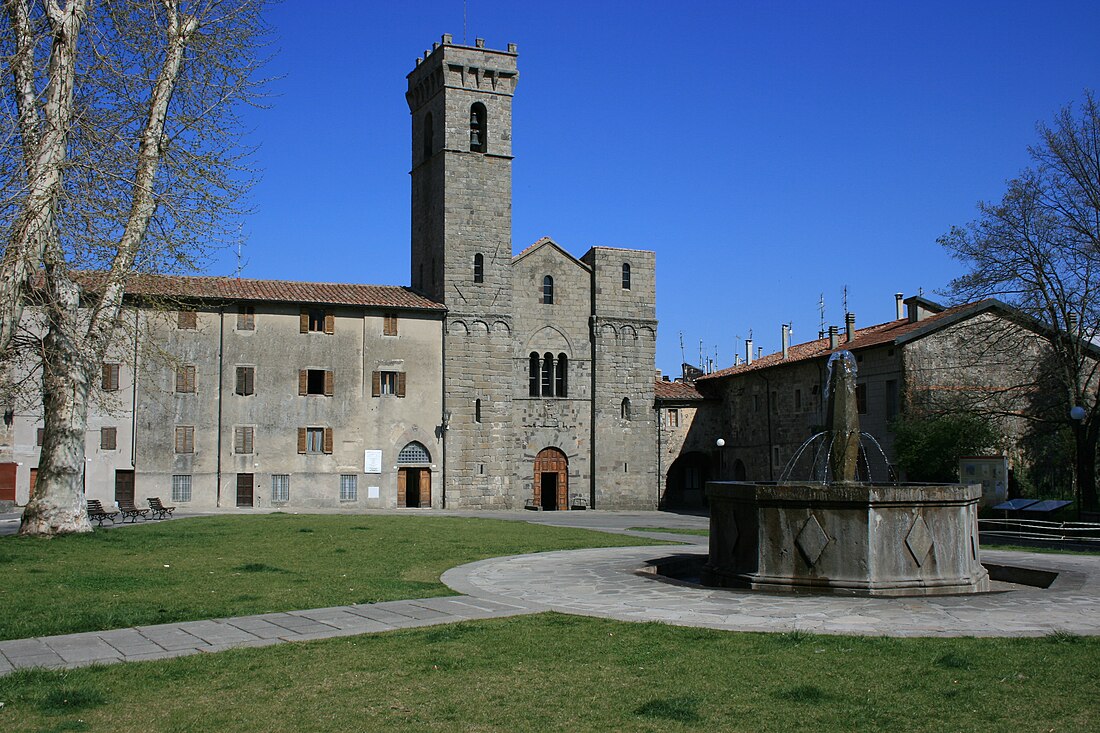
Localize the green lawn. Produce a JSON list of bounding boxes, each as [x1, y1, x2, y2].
[[1, 614, 1096, 732], [0, 514, 668, 640]]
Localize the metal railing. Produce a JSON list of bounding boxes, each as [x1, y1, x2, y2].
[[979, 517, 1100, 547]]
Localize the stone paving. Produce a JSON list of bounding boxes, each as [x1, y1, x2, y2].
[[2, 509, 1098, 677]]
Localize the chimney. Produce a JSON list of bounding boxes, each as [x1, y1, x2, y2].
[[828, 325, 839, 350], [745, 338, 754, 365], [895, 293, 904, 320], [781, 324, 790, 360], [1068, 312, 1080, 333], [845, 312, 856, 342], [758, 347, 763, 359]]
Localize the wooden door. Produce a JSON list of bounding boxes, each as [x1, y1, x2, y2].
[[29, 468, 38, 501], [397, 468, 407, 507], [0, 463, 15, 502], [114, 469, 135, 505], [533, 448, 568, 511], [236, 473, 254, 507], [419, 468, 431, 507]]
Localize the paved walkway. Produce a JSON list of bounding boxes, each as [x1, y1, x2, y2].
[[2, 510, 1099, 677]]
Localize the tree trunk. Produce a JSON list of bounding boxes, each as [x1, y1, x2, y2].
[[1075, 421, 1099, 513], [18, 315, 93, 536]]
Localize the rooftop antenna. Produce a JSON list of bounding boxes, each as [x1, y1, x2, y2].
[[679, 331, 685, 366], [699, 339, 704, 372], [463, 0, 468, 45], [818, 293, 825, 338], [842, 285, 849, 314]]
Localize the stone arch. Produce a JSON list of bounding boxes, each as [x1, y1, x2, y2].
[[599, 323, 617, 340], [471, 320, 489, 334], [533, 447, 568, 511], [492, 320, 511, 335], [449, 320, 469, 335], [397, 440, 433, 509], [523, 324, 573, 357], [621, 325, 638, 343], [664, 451, 711, 509]]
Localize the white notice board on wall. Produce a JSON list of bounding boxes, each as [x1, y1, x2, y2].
[[364, 449, 382, 474]]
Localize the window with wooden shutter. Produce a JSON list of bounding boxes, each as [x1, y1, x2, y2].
[[298, 369, 308, 396], [372, 371, 381, 397], [236, 366, 254, 396], [304, 369, 329, 395], [297, 427, 307, 454], [383, 313, 397, 336], [323, 427, 333, 454], [237, 305, 255, 331], [323, 311, 334, 334], [324, 370, 334, 396], [176, 365, 196, 393], [234, 426, 254, 454], [175, 426, 194, 454], [178, 310, 197, 329], [36, 427, 44, 446], [102, 363, 120, 392], [101, 427, 117, 450], [299, 311, 309, 333], [397, 372, 406, 398]]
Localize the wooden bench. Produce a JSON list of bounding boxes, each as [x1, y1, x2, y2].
[[86, 499, 119, 526], [117, 500, 149, 523], [147, 497, 176, 520]]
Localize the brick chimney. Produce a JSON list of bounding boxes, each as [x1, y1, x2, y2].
[[845, 312, 856, 342], [828, 325, 839, 350]]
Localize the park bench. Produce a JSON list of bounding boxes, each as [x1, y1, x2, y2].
[[569, 494, 589, 510], [86, 499, 119, 526], [117, 500, 149, 523], [147, 497, 176, 520]]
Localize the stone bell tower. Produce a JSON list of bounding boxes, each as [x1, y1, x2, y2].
[[407, 36, 519, 507]]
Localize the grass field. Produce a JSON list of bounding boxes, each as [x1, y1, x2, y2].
[[1, 613, 1096, 732], [0, 514, 668, 640]]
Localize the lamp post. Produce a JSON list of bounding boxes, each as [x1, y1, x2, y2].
[[715, 438, 725, 481], [1070, 405, 1086, 517]]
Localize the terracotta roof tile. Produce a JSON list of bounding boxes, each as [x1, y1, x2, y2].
[[654, 379, 704, 400], [111, 273, 445, 311], [698, 303, 974, 382]]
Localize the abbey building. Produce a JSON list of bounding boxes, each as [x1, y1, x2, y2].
[[0, 36, 659, 512]]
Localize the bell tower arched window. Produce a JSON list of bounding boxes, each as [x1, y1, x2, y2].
[[555, 354, 568, 397], [622, 263, 631, 290], [470, 102, 487, 153], [621, 398, 631, 420], [473, 253, 484, 283], [542, 276, 554, 304], [529, 353, 540, 396], [541, 353, 554, 396], [422, 112, 434, 162]]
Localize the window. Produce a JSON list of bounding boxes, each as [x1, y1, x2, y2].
[[667, 408, 680, 427], [555, 353, 568, 397], [541, 353, 554, 396], [236, 305, 255, 331], [340, 474, 358, 502], [298, 426, 333, 454], [422, 111, 434, 161], [101, 427, 117, 451], [176, 365, 196, 393], [795, 388, 802, 411], [856, 383, 867, 415], [102, 363, 120, 392], [171, 474, 192, 502], [398, 441, 431, 463], [234, 426, 254, 454], [178, 310, 197, 329], [473, 253, 484, 283], [383, 313, 398, 336], [301, 308, 333, 334], [469, 102, 487, 152], [175, 426, 194, 454], [235, 366, 255, 396], [773, 445, 782, 468], [300, 369, 334, 396], [753, 394, 760, 412], [885, 379, 899, 420], [542, 275, 554, 304], [529, 353, 540, 396], [622, 263, 631, 290], [271, 474, 290, 503], [36, 427, 44, 446], [372, 371, 406, 397], [475, 398, 482, 423], [621, 398, 631, 420]]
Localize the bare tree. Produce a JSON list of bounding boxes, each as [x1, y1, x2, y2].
[[940, 93, 1100, 511], [0, 0, 269, 535]]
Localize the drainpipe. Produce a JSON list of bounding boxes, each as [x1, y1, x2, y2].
[[440, 315, 447, 509], [655, 403, 662, 509], [216, 308, 224, 507]]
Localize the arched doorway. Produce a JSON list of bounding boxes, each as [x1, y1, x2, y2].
[[398, 441, 432, 508], [533, 447, 568, 511], [664, 452, 710, 509]]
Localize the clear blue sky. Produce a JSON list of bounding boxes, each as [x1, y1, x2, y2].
[[215, 0, 1100, 377]]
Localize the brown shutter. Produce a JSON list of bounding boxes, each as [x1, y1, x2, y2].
[[397, 469, 406, 507], [102, 363, 111, 390], [234, 427, 244, 454], [324, 370, 334, 396], [187, 365, 196, 392], [299, 311, 309, 333], [176, 367, 185, 393], [236, 367, 245, 395], [246, 367, 254, 395], [324, 311, 334, 334], [298, 369, 308, 396], [397, 371, 406, 398], [297, 427, 307, 454], [323, 427, 333, 454], [372, 371, 381, 397]]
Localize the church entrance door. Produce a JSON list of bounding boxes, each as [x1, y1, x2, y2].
[[533, 448, 568, 511]]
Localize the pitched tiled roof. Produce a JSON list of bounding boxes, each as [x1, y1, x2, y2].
[[112, 273, 445, 311], [697, 302, 979, 382], [654, 379, 704, 400]]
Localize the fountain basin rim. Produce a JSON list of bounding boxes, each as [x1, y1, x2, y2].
[[708, 480, 982, 505]]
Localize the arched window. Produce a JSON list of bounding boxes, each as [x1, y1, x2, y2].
[[469, 102, 487, 153], [529, 352, 540, 396], [422, 112, 434, 161], [622, 263, 631, 290], [621, 397, 631, 420], [542, 353, 554, 396], [475, 398, 482, 423], [473, 253, 484, 283], [542, 275, 554, 304], [555, 353, 568, 397], [398, 441, 431, 464]]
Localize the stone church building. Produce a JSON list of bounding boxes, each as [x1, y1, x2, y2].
[[0, 36, 658, 512]]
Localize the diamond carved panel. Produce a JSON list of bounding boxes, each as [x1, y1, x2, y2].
[[796, 514, 830, 566], [906, 515, 935, 566]]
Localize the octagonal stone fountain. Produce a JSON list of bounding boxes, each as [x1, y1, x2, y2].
[[703, 351, 990, 596]]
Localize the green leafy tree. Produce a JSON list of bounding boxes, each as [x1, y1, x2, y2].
[[893, 413, 999, 483]]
